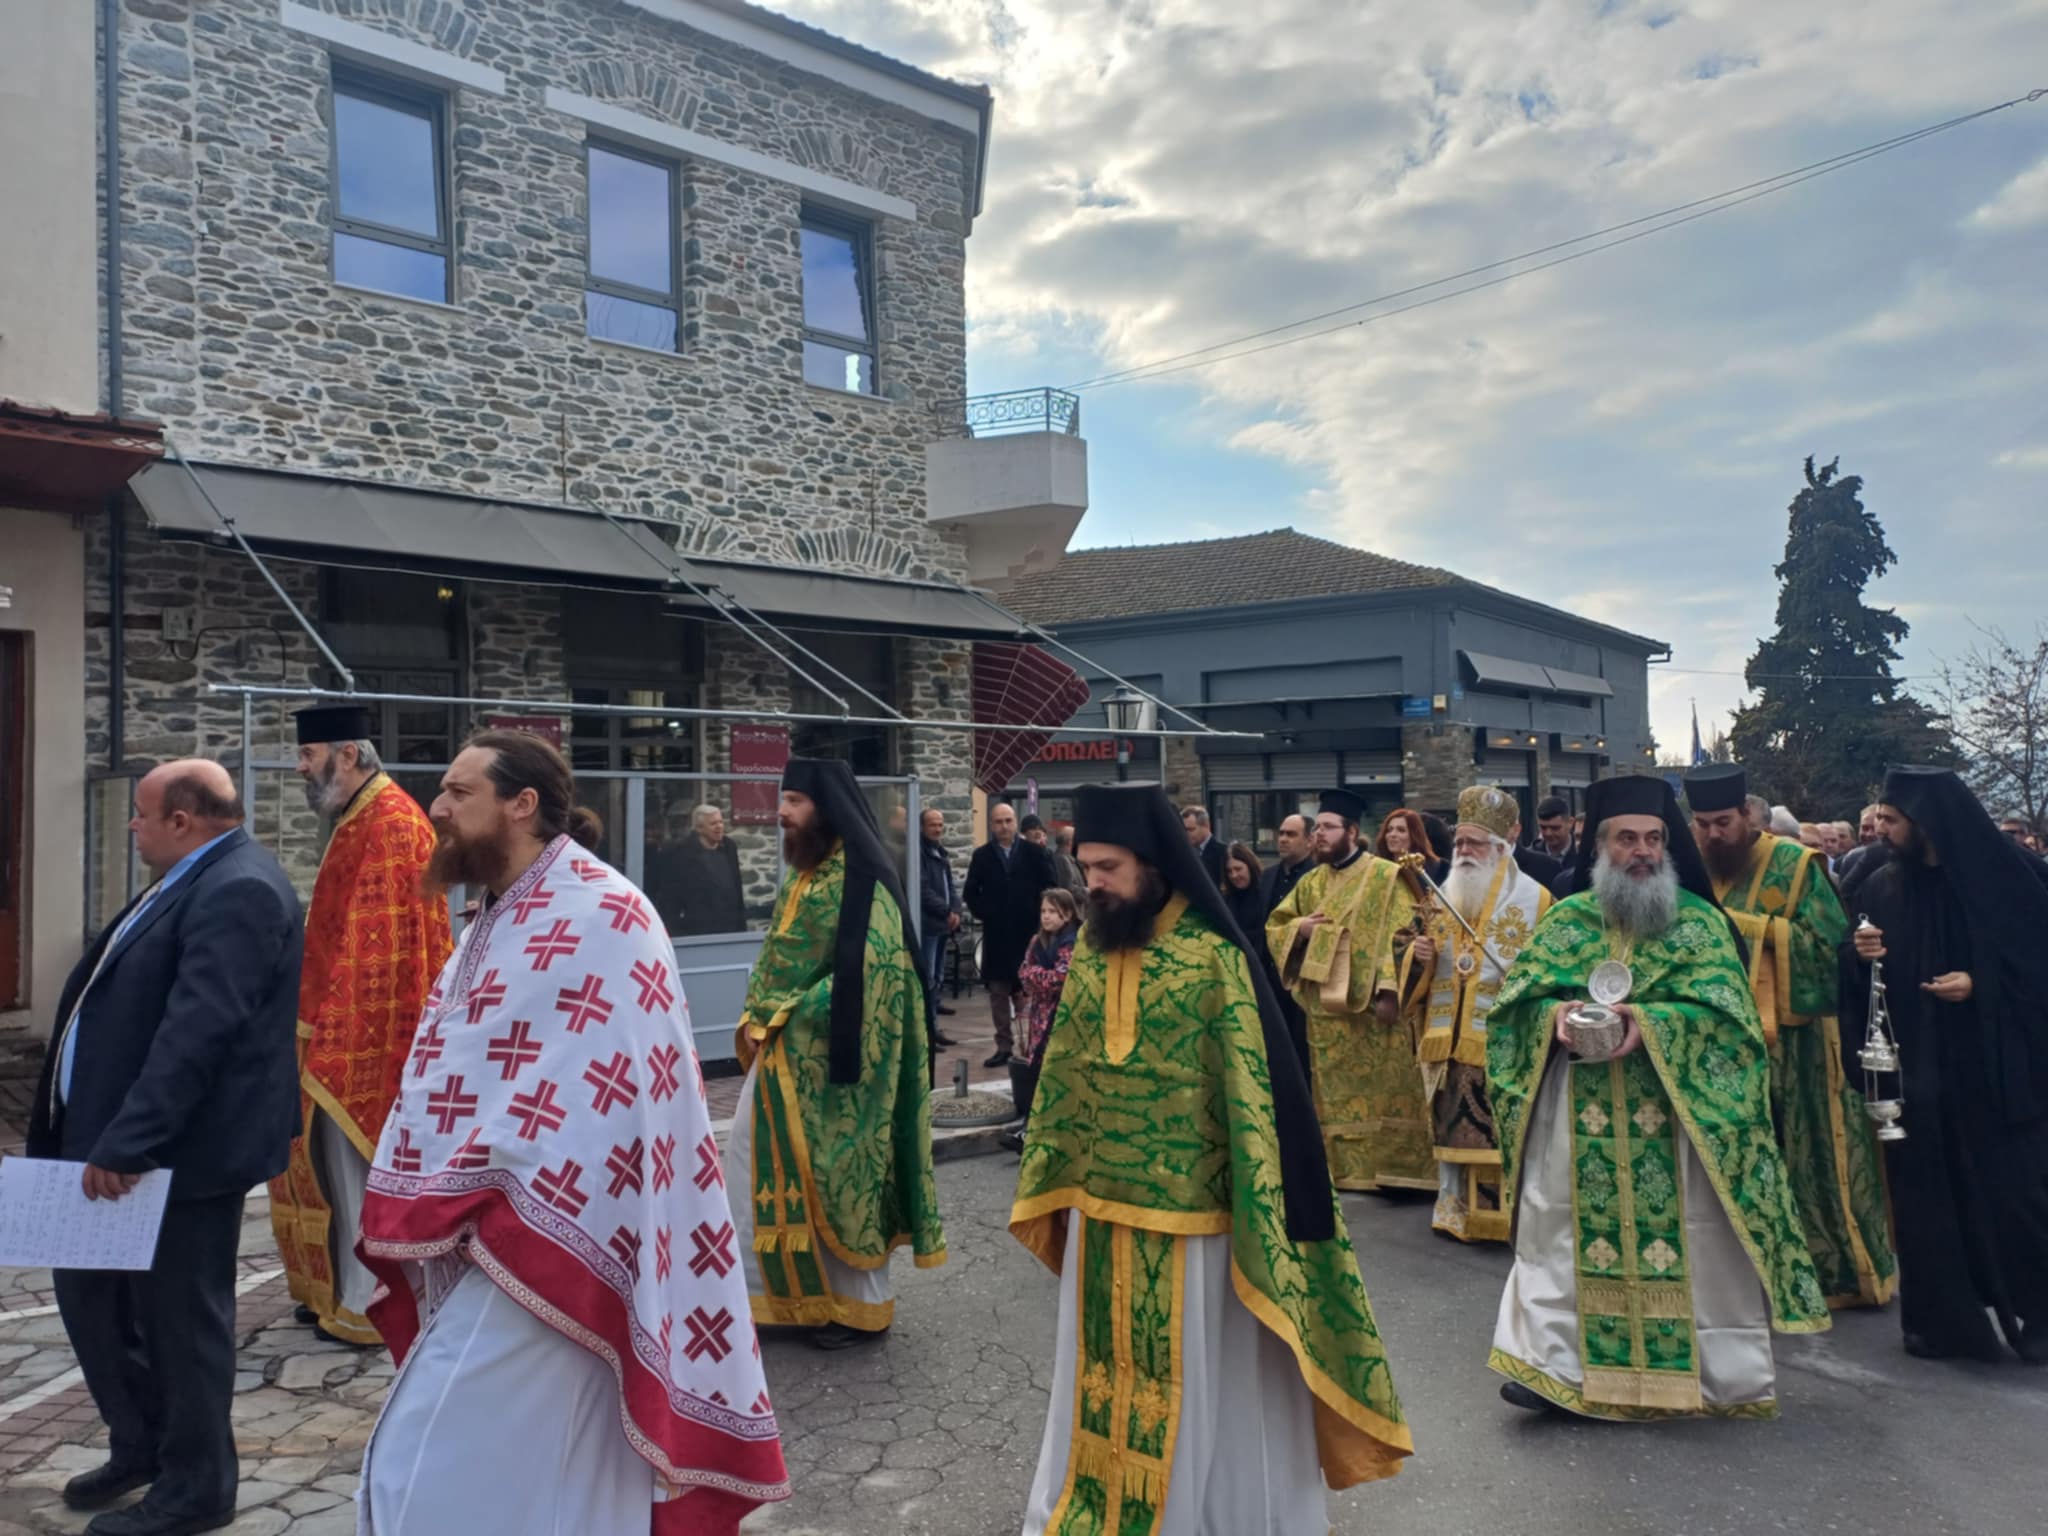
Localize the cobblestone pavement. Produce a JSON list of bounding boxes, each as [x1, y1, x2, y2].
[[7, 1137, 2047, 1532]]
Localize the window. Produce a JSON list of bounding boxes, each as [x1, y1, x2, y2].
[[787, 630, 895, 771], [800, 209, 877, 394], [331, 67, 451, 303], [586, 143, 681, 351]]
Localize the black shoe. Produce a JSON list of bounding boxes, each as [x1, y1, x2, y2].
[[1903, 1332, 1956, 1360], [293, 1304, 318, 1326], [931, 1032, 959, 1048], [63, 1463, 157, 1511], [812, 1322, 887, 1351], [935, 1004, 957, 1016], [984, 1050, 1013, 1068], [998, 1130, 1025, 1155], [1499, 1381, 1552, 1413], [86, 1502, 236, 1536]]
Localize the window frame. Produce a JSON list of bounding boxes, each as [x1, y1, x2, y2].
[[328, 62, 454, 303], [583, 139, 684, 352], [799, 205, 880, 395]]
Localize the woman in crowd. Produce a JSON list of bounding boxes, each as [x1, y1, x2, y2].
[[1222, 841, 1266, 939], [1002, 887, 1081, 1152], [1376, 807, 1448, 886]]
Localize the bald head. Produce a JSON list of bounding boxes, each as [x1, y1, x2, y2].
[[132, 759, 243, 877]]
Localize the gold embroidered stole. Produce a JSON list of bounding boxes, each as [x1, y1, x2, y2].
[[1287, 857, 1396, 1014]]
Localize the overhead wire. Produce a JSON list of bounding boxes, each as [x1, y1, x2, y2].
[[1066, 87, 2048, 394]]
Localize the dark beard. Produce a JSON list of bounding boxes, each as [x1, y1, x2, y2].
[[1700, 834, 1754, 884], [1315, 841, 1356, 867], [783, 818, 831, 871], [1084, 867, 1169, 952], [1898, 821, 1931, 864], [424, 829, 509, 896]]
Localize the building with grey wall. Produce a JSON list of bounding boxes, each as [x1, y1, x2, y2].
[[1000, 529, 1667, 849]]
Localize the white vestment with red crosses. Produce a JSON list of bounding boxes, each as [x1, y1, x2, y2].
[[358, 836, 787, 1534]]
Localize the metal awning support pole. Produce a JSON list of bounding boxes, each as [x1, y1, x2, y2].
[[960, 591, 1219, 736], [240, 691, 254, 813], [203, 682, 1265, 740], [164, 436, 357, 692]]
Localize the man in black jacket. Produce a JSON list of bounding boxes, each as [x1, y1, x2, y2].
[[918, 806, 962, 1041], [28, 760, 302, 1536], [963, 801, 1055, 1068], [1182, 803, 1228, 885]]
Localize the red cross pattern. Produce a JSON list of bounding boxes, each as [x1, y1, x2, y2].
[[448, 1128, 491, 1170], [426, 1075, 480, 1135], [465, 969, 508, 1025], [659, 1312, 674, 1359], [693, 1133, 724, 1191], [533, 1158, 589, 1217], [524, 918, 581, 972], [555, 974, 613, 1034], [751, 1391, 772, 1416], [683, 1306, 735, 1363], [655, 1226, 673, 1282], [409, 1021, 446, 1078], [424, 980, 444, 1014], [485, 1018, 543, 1081], [605, 1136, 645, 1198], [583, 1051, 639, 1116], [507, 1079, 568, 1141], [609, 1225, 643, 1280], [569, 857, 608, 883], [688, 1220, 736, 1279], [645, 1042, 681, 1101], [389, 1126, 422, 1174], [650, 1134, 676, 1191], [599, 890, 652, 934], [508, 880, 555, 925], [630, 958, 675, 1014]]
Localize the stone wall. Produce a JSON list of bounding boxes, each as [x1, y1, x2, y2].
[[1161, 735, 1202, 805], [1400, 722, 1470, 813], [105, 0, 974, 577]]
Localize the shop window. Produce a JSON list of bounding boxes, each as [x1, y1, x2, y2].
[[332, 66, 451, 303], [800, 208, 878, 394]]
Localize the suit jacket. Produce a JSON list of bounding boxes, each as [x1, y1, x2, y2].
[[1258, 856, 1313, 919], [28, 828, 303, 1201], [1194, 836, 1228, 886], [964, 838, 1056, 985], [671, 836, 746, 937], [1513, 844, 1564, 887]]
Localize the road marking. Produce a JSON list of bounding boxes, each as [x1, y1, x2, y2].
[[0, 1267, 285, 1424]]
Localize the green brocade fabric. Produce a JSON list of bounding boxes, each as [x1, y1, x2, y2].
[[1488, 889, 1831, 1333], [1015, 901, 1412, 1493], [1718, 836, 1897, 1308], [1264, 858, 1435, 1192], [739, 847, 944, 1280]]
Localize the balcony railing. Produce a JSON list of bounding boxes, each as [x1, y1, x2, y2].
[[932, 387, 1082, 440]]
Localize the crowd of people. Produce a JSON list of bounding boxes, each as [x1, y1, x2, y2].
[[22, 700, 2048, 1534]]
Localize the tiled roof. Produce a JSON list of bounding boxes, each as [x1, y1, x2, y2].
[[1000, 527, 1461, 626]]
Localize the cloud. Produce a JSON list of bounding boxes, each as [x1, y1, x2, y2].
[[781, 1, 2048, 750], [1995, 446, 2048, 470]]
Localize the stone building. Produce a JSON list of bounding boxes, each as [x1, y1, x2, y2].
[[35, 0, 1092, 1048], [999, 529, 1666, 848]]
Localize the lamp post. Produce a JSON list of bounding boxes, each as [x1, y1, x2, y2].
[[1103, 684, 1145, 783]]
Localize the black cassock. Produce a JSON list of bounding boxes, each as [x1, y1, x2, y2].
[[1841, 771, 2048, 1363]]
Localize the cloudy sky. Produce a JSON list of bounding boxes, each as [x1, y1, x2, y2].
[[787, 0, 2046, 750]]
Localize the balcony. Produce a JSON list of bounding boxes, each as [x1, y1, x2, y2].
[[925, 388, 1088, 590]]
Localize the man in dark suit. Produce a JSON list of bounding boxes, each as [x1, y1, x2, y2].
[[1509, 807, 1565, 889], [1182, 804, 1227, 885], [1257, 812, 1316, 1065], [964, 801, 1056, 1068], [28, 760, 302, 1536]]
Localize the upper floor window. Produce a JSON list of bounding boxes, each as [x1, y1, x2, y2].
[[331, 67, 450, 303], [800, 209, 877, 395], [586, 143, 681, 351]]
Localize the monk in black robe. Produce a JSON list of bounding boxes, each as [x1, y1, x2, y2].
[[1845, 766, 2048, 1363]]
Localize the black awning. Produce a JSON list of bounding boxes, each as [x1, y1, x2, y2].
[[131, 460, 1027, 640]]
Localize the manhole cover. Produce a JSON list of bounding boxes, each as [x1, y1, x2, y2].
[[931, 1089, 1019, 1129]]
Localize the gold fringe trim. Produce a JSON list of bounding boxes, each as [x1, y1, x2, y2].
[[302, 1073, 380, 1164], [1009, 1190, 1233, 1268], [748, 1291, 895, 1332], [1489, 1348, 1779, 1422]]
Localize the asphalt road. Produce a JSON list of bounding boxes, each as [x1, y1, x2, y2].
[[746, 1155, 2048, 1536]]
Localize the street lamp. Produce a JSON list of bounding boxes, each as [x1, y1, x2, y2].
[[1103, 684, 1146, 783]]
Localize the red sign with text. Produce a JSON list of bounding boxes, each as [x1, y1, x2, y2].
[[1033, 738, 1133, 764], [484, 714, 564, 749], [731, 724, 791, 825]]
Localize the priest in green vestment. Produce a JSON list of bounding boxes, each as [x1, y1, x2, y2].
[[1488, 775, 1829, 1421], [1016, 783, 1412, 1535], [1265, 789, 1435, 1193], [727, 758, 944, 1349], [1686, 763, 1897, 1309]]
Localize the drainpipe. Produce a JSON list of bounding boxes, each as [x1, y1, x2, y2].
[[102, 0, 125, 770]]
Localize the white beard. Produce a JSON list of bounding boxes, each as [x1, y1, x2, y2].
[[1591, 851, 1680, 938], [1440, 848, 1504, 925]]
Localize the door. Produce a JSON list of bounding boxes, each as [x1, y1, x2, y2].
[[0, 632, 26, 1010]]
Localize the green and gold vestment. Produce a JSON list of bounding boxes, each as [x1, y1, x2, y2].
[[1487, 888, 1829, 1418], [1714, 833, 1896, 1308], [1016, 895, 1412, 1532], [737, 844, 944, 1330], [1265, 854, 1435, 1192]]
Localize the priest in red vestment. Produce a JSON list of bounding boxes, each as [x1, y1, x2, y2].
[[268, 704, 451, 1345]]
